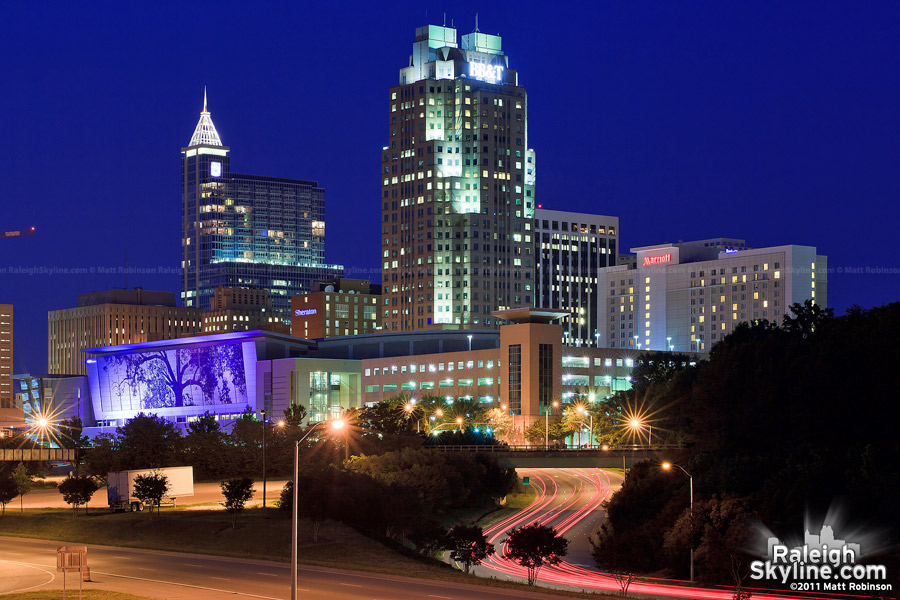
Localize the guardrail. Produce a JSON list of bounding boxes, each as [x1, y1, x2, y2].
[[426, 444, 686, 453], [1, 448, 78, 462]]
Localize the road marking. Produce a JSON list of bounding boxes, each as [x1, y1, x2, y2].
[[112, 556, 133, 560], [340, 583, 363, 587], [92, 570, 280, 599], [136, 567, 155, 571], [210, 576, 230, 580], [256, 572, 278, 577], [0, 560, 56, 594], [184, 563, 203, 567]]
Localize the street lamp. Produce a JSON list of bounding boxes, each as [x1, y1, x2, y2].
[[467, 334, 473, 351], [261, 409, 267, 508], [594, 331, 601, 347], [456, 416, 464, 432], [662, 462, 694, 583], [545, 400, 559, 448], [629, 418, 652, 445], [292, 419, 344, 600], [666, 336, 672, 351], [577, 406, 594, 448]]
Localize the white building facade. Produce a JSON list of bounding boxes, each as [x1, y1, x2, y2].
[[597, 238, 827, 352]]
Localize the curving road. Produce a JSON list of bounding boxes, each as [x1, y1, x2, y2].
[[471, 468, 842, 600]]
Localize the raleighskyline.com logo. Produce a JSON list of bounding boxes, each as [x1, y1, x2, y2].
[[750, 525, 890, 592]]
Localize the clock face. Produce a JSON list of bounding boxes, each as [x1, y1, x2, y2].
[[210, 161, 222, 177]]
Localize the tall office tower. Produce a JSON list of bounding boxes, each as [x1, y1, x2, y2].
[[597, 239, 828, 352], [382, 25, 536, 331], [0, 305, 12, 411], [534, 209, 619, 346], [48, 289, 203, 376], [181, 92, 342, 321]]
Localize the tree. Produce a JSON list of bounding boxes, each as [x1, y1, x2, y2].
[[782, 299, 833, 338], [282, 403, 308, 429], [58, 475, 99, 517], [184, 412, 228, 479], [116, 413, 184, 470], [592, 522, 643, 596], [57, 417, 91, 473], [11, 462, 32, 512], [0, 475, 16, 516], [220, 477, 255, 529], [132, 472, 170, 519], [504, 522, 568, 585], [446, 525, 495, 574], [83, 432, 120, 478]]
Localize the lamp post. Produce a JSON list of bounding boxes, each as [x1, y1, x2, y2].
[[662, 462, 693, 583], [292, 419, 344, 600], [594, 332, 600, 347], [467, 334, 473, 351], [260, 409, 267, 508], [666, 336, 672, 351], [545, 400, 559, 448], [577, 406, 593, 448]]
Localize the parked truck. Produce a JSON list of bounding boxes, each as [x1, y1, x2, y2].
[[107, 466, 194, 512]]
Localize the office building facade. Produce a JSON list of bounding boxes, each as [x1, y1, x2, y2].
[[381, 25, 536, 331], [534, 209, 618, 346], [0, 304, 13, 419], [597, 239, 828, 352], [202, 286, 288, 334], [181, 93, 342, 322], [48, 289, 203, 376]]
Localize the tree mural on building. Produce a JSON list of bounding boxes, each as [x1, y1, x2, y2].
[[103, 342, 246, 409]]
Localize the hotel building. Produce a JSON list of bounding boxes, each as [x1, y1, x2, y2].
[[534, 209, 618, 346], [291, 278, 381, 339], [597, 238, 827, 352], [181, 92, 342, 321], [48, 289, 203, 376], [381, 24, 536, 331]]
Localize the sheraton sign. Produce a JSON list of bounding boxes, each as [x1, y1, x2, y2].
[[642, 253, 672, 266]]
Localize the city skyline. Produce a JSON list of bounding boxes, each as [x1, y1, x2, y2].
[[2, 2, 900, 374]]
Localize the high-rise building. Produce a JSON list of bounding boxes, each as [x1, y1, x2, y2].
[[48, 288, 203, 376], [381, 25, 536, 331], [181, 91, 342, 322], [597, 239, 828, 352], [0, 304, 13, 413], [534, 209, 618, 346]]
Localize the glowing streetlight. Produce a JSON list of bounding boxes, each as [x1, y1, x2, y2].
[[456, 416, 463, 432], [467, 334, 473, 351], [545, 400, 560, 448], [292, 419, 343, 600], [662, 462, 694, 583]]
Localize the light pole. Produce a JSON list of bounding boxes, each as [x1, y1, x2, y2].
[[292, 419, 344, 600], [545, 400, 559, 447], [594, 331, 600, 347], [662, 462, 693, 583], [577, 406, 593, 448], [467, 334, 473, 351], [261, 409, 267, 508], [666, 336, 672, 351]]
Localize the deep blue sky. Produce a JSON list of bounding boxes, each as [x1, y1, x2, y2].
[[2, 2, 899, 374]]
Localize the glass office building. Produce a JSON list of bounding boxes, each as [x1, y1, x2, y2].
[[181, 92, 342, 321]]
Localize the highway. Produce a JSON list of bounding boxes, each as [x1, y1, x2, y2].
[[0, 536, 578, 599], [475, 468, 837, 600]]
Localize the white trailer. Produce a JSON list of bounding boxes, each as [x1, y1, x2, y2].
[[107, 466, 194, 512]]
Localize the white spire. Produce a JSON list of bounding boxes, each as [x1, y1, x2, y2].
[[188, 87, 223, 147]]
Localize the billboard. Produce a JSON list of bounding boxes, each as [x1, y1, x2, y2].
[[92, 341, 249, 414]]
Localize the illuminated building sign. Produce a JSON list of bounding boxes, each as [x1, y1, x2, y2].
[[469, 61, 504, 83], [294, 308, 317, 317], [642, 253, 672, 266], [210, 161, 222, 177]]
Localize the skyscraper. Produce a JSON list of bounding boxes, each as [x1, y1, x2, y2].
[[181, 91, 342, 321], [381, 25, 536, 331], [534, 209, 619, 346]]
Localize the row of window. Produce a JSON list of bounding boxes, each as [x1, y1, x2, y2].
[[366, 377, 497, 393], [366, 359, 499, 377]]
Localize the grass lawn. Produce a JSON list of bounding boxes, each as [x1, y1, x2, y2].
[[0, 506, 619, 599], [3, 592, 150, 600]]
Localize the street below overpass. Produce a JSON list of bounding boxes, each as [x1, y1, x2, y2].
[[477, 468, 839, 600]]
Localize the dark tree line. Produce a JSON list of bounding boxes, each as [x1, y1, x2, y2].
[[593, 301, 900, 588]]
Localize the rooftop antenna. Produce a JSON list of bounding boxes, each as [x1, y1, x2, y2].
[[443, 12, 446, 27], [475, 13, 479, 32], [203, 85, 208, 112]]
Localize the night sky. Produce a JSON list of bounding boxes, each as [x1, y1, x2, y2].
[[2, 2, 898, 374]]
